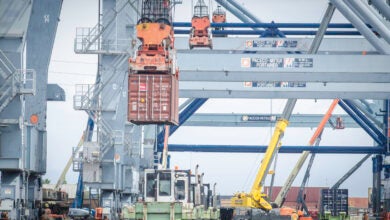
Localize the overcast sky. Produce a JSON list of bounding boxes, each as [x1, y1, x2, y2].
[[46, 0, 374, 197]]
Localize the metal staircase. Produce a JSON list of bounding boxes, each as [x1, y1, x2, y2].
[[74, 0, 132, 54], [74, 83, 115, 148], [73, 53, 129, 154], [0, 49, 35, 113]]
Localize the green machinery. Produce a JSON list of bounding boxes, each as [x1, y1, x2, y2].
[[122, 167, 220, 220]]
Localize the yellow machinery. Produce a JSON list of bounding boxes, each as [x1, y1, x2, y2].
[[231, 118, 289, 211]]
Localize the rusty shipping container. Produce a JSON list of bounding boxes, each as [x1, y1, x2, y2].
[[128, 74, 179, 125]]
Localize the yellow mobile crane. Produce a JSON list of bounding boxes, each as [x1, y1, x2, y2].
[[230, 118, 288, 210], [230, 100, 295, 211]]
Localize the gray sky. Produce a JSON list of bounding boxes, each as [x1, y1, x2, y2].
[[46, 0, 373, 197]]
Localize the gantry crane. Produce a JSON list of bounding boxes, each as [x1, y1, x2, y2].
[[230, 4, 335, 213]]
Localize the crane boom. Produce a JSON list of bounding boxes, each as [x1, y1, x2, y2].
[[331, 154, 371, 190], [231, 99, 295, 211], [296, 136, 321, 215], [251, 119, 289, 194], [274, 99, 340, 207]]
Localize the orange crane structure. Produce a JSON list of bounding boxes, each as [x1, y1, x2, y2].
[[189, 0, 213, 49]]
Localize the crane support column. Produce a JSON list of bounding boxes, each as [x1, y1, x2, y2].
[[373, 155, 383, 216]]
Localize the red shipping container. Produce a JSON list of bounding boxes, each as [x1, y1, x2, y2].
[[128, 74, 179, 125]]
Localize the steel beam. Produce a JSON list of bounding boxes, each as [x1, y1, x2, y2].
[[0, 0, 32, 37], [225, 0, 263, 23], [158, 144, 384, 154], [309, 3, 336, 53], [339, 100, 385, 145], [46, 84, 65, 101], [346, 0, 390, 44], [331, 154, 371, 190], [183, 113, 358, 128], [175, 37, 377, 53], [370, 0, 390, 20], [214, 0, 262, 31], [174, 22, 355, 28], [177, 53, 390, 76], [330, 0, 390, 54], [352, 100, 383, 128], [213, 0, 252, 23], [224, 0, 285, 37], [177, 53, 390, 99], [386, 100, 390, 153], [175, 29, 360, 36], [157, 98, 208, 143], [343, 100, 387, 143], [179, 71, 388, 83], [179, 82, 390, 99], [372, 155, 383, 215]]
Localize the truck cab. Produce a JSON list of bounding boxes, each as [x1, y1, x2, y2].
[[144, 169, 190, 203]]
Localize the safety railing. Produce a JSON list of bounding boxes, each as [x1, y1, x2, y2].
[[72, 147, 83, 172], [74, 84, 96, 110], [0, 69, 35, 113], [74, 28, 132, 54], [74, 0, 133, 54]]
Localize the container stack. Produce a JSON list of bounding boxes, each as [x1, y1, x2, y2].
[[128, 0, 179, 125], [320, 189, 349, 216]]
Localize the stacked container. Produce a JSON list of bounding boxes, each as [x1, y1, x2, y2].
[[128, 74, 178, 125], [320, 189, 349, 216]]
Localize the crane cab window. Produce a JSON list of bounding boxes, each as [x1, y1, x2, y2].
[[159, 173, 171, 196], [175, 180, 185, 200], [146, 173, 156, 198]]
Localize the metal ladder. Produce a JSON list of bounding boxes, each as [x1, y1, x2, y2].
[[0, 49, 35, 113]]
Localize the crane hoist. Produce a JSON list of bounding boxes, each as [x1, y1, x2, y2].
[[128, 0, 179, 125], [189, 0, 213, 49], [129, 0, 176, 74]]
